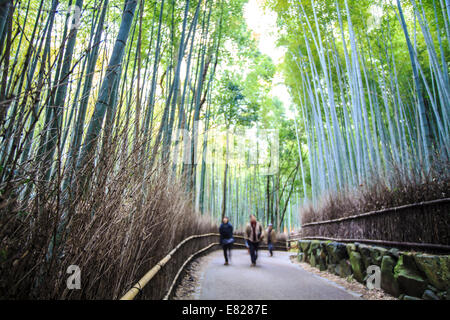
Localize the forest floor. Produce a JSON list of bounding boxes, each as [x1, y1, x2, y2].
[[173, 253, 214, 300]]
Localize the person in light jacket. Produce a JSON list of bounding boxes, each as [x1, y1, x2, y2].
[[219, 216, 234, 265], [245, 215, 263, 267], [265, 223, 277, 256]]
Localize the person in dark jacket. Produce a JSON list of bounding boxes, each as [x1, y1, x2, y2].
[[219, 216, 234, 265]]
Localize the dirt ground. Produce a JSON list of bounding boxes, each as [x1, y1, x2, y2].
[[173, 253, 213, 300]]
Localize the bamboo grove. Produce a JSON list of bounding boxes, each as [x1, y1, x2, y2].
[[0, 0, 279, 298], [0, 0, 449, 298], [267, 0, 449, 222], [0, 0, 230, 206]]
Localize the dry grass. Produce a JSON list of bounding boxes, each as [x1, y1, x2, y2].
[[0, 128, 216, 299], [301, 157, 450, 224]]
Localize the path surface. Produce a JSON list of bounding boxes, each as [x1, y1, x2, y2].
[[195, 249, 362, 300]]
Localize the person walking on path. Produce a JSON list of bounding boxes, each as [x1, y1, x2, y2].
[[245, 215, 263, 267], [219, 216, 234, 265], [265, 223, 276, 257]]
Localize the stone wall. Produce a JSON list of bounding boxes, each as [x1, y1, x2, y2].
[[297, 239, 450, 300]]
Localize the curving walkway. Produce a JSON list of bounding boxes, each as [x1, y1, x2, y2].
[[195, 249, 362, 300]]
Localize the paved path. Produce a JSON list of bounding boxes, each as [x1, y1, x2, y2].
[[196, 249, 362, 300]]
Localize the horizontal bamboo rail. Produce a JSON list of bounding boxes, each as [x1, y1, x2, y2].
[[287, 236, 450, 252], [163, 242, 219, 300], [301, 198, 450, 227], [121, 232, 287, 300], [299, 198, 450, 247], [120, 233, 218, 300]]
